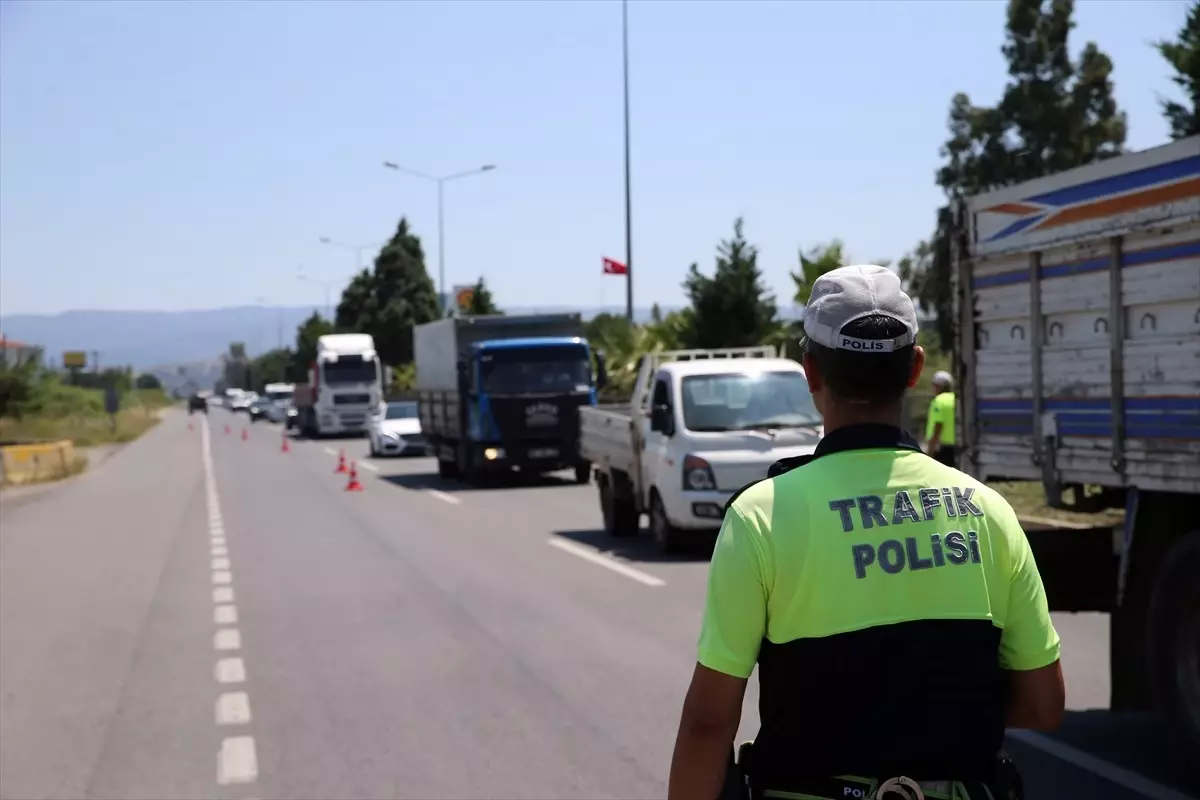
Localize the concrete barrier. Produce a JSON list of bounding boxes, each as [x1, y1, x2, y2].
[[0, 440, 78, 485]]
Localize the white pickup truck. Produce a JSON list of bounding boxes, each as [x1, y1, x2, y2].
[[580, 347, 824, 553]]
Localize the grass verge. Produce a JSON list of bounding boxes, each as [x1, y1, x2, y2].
[[0, 404, 164, 448], [990, 480, 1124, 527]]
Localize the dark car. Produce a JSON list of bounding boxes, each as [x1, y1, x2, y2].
[[188, 394, 208, 414], [248, 397, 271, 423]]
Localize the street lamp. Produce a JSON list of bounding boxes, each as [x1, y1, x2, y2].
[[297, 268, 334, 321], [381, 161, 496, 313], [254, 295, 284, 351], [621, 0, 634, 323], [318, 236, 385, 271]]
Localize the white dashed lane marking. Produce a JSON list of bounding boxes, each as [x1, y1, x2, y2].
[[546, 538, 666, 587], [216, 692, 252, 725], [425, 488, 461, 505], [201, 417, 258, 789], [215, 658, 246, 685], [217, 736, 259, 786]]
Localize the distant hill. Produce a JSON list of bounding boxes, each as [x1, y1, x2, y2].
[[0, 304, 699, 374]]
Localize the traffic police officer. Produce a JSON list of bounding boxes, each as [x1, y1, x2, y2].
[[668, 266, 1065, 800], [924, 370, 958, 467]]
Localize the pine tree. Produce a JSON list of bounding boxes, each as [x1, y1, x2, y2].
[[1156, 0, 1200, 139], [912, 0, 1127, 352], [680, 218, 779, 350]]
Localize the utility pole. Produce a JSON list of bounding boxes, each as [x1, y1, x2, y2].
[[622, 0, 634, 323]]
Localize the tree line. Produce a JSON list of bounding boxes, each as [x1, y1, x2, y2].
[[224, 0, 1198, 399]]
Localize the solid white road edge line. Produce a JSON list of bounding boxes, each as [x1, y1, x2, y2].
[[546, 538, 666, 587], [323, 447, 338, 456], [425, 488, 461, 505], [202, 417, 259, 788], [1006, 730, 1195, 800]]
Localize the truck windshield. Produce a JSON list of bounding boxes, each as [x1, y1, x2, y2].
[[323, 357, 376, 385], [267, 390, 293, 403], [680, 371, 820, 432], [479, 345, 591, 395]]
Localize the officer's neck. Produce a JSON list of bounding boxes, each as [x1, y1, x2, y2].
[[819, 401, 904, 434]]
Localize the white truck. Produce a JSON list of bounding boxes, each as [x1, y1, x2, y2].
[[293, 333, 384, 437], [579, 347, 824, 553], [952, 134, 1200, 760]]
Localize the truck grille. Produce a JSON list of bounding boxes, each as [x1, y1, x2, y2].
[[488, 395, 585, 442], [333, 394, 371, 405]]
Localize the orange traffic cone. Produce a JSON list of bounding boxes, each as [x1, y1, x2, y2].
[[224, 424, 231, 435], [345, 462, 364, 492], [241, 429, 248, 442], [334, 450, 347, 474], [281, 433, 290, 453]]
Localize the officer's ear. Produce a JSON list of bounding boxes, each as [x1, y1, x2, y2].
[[801, 351, 822, 395], [906, 346, 926, 388]]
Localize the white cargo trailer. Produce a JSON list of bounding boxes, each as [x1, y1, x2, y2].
[[952, 134, 1200, 760]]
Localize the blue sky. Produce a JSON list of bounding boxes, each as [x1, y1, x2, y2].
[[0, 0, 1190, 316]]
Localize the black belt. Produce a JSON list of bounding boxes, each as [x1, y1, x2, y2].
[[728, 744, 1023, 800]]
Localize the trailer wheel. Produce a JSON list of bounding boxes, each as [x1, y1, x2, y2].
[[599, 474, 637, 537], [1147, 529, 1200, 763], [574, 463, 591, 485]]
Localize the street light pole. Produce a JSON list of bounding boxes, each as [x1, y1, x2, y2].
[[319, 236, 385, 273], [381, 161, 496, 314], [297, 269, 333, 321], [622, 0, 634, 323], [437, 179, 446, 315]]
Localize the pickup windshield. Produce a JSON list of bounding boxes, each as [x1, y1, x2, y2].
[[266, 390, 293, 403], [480, 345, 591, 396], [322, 357, 376, 385], [680, 371, 820, 432]]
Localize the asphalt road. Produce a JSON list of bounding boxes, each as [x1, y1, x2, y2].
[[1, 407, 1196, 800]]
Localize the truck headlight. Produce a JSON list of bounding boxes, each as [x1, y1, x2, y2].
[[683, 454, 716, 491]]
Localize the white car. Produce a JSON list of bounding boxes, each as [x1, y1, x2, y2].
[[367, 401, 426, 457]]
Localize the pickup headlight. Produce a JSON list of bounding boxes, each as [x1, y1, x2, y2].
[[683, 454, 717, 491]]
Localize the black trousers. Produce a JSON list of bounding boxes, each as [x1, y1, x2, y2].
[[934, 446, 958, 468]]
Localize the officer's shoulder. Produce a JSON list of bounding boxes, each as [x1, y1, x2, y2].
[[723, 454, 817, 516]]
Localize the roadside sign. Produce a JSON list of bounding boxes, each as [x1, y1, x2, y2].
[[63, 351, 87, 369], [453, 285, 475, 313]]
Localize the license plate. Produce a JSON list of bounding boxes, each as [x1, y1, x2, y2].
[[529, 447, 558, 459]]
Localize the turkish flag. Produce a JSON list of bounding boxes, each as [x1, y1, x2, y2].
[[602, 256, 628, 275]]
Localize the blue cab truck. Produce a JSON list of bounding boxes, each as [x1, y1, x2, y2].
[[413, 313, 608, 485]]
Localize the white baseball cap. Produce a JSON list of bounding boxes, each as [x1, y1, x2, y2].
[[932, 370, 953, 387], [803, 264, 919, 353]]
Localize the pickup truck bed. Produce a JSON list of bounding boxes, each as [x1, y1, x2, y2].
[[580, 404, 635, 476]]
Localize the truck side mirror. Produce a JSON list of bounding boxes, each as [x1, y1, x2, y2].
[[456, 359, 469, 394], [595, 351, 608, 390], [650, 404, 671, 434]]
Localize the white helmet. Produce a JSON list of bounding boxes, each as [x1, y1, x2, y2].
[[932, 370, 953, 388]]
